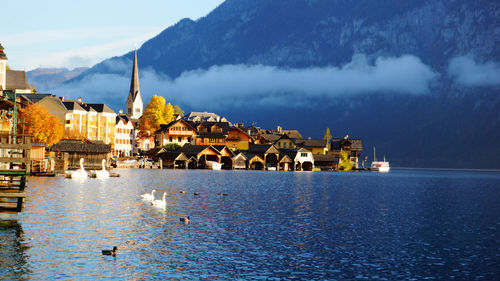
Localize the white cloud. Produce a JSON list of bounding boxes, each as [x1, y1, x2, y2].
[[448, 55, 500, 87], [54, 54, 438, 110]]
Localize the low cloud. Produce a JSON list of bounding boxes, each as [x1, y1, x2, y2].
[[54, 54, 438, 110], [448, 55, 500, 87]]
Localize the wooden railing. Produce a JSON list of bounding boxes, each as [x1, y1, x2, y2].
[[0, 134, 31, 213]]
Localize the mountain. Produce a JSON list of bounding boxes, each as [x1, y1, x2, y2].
[[64, 0, 500, 169], [27, 67, 88, 91]]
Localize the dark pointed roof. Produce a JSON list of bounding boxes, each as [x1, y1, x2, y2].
[[5, 70, 31, 91], [128, 49, 140, 101], [0, 43, 7, 60]]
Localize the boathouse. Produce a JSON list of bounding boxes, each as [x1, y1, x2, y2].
[[157, 151, 189, 169], [49, 139, 111, 171], [180, 144, 222, 169], [247, 144, 280, 170]]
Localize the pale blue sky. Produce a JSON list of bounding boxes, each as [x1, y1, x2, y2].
[[1, 0, 225, 70]]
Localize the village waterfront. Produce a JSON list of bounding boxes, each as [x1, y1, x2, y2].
[[2, 169, 499, 280]]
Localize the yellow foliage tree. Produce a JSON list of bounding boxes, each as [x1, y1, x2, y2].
[[138, 95, 176, 137], [19, 104, 64, 146]]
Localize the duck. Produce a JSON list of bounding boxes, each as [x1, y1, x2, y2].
[[180, 191, 185, 194], [151, 192, 167, 208], [194, 192, 200, 196], [102, 246, 118, 256], [95, 159, 110, 179], [141, 189, 156, 201], [69, 158, 88, 179], [180, 216, 190, 223]]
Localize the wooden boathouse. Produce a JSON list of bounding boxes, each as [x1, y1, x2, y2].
[[0, 134, 31, 213]]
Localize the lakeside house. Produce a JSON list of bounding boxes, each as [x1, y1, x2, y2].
[[331, 137, 363, 169], [114, 113, 135, 157], [155, 119, 197, 147]]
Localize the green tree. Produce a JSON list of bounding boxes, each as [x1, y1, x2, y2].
[[163, 143, 181, 151], [323, 127, 332, 151], [338, 151, 352, 171]]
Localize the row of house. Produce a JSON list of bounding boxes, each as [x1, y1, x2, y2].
[[146, 139, 362, 171]]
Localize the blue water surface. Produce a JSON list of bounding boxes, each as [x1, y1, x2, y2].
[[1, 169, 499, 280]]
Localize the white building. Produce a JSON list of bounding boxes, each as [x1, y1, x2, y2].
[[114, 114, 135, 157]]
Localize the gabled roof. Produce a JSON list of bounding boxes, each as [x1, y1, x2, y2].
[[156, 119, 197, 134], [193, 121, 231, 134], [50, 139, 111, 153], [116, 114, 133, 125], [296, 139, 327, 148], [228, 126, 256, 141], [62, 100, 86, 111], [243, 152, 264, 163], [260, 134, 281, 143], [5, 70, 31, 91], [234, 152, 248, 160], [212, 145, 236, 158], [20, 93, 55, 104], [332, 138, 363, 151], [157, 151, 188, 161], [313, 154, 337, 162], [180, 144, 222, 157], [88, 103, 116, 114], [247, 144, 280, 155], [279, 154, 293, 163], [143, 147, 165, 156], [274, 133, 297, 144]]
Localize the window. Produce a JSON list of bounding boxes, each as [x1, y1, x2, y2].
[[300, 153, 308, 157], [135, 108, 141, 113], [178, 137, 182, 142], [169, 137, 173, 142]]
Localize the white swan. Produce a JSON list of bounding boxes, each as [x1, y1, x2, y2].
[[70, 158, 88, 179], [141, 189, 156, 201], [151, 192, 167, 208], [95, 159, 110, 179]]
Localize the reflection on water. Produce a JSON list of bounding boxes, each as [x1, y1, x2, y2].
[[0, 220, 30, 280], [9, 169, 500, 279]]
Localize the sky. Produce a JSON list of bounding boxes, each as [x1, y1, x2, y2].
[[1, 0, 225, 71]]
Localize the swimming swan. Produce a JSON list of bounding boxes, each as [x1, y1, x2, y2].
[[70, 158, 88, 179], [151, 192, 167, 208], [95, 159, 110, 179], [141, 189, 156, 201]]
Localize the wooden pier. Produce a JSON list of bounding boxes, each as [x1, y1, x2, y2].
[[0, 134, 30, 214]]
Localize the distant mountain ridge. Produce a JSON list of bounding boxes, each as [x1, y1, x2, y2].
[[64, 0, 500, 169], [28, 67, 88, 91]]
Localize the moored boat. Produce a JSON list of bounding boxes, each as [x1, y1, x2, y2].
[[371, 147, 390, 172]]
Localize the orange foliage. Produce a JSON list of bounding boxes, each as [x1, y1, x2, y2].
[[19, 104, 64, 146]]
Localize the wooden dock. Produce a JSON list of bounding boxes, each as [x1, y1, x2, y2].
[[0, 134, 30, 214]]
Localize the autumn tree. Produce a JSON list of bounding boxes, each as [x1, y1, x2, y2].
[[18, 104, 64, 146], [138, 95, 177, 137], [173, 105, 184, 117], [323, 127, 332, 151]]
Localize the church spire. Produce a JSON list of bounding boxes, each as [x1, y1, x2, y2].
[[126, 48, 143, 119], [129, 48, 140, 100]]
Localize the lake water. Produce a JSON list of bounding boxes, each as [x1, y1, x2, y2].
[[1, 169, 499, 280]]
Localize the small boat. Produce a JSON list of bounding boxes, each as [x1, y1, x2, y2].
[[371, 147, 390, 173], [206, 161, 222, 170]]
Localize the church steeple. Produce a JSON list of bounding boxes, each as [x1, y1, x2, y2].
[[126, 48, 143, 119]]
